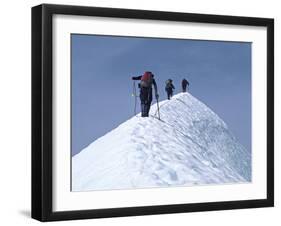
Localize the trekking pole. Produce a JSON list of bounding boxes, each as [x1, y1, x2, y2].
[[133, 81, 137, 116], [156, 96, 161, 120]]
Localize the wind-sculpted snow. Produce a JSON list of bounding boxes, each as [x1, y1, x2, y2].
[[72, 92, 251, 191]]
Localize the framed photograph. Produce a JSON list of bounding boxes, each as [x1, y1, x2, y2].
[[32, 4, 274, 221]]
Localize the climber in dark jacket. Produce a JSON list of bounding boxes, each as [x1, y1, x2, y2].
[[165, 79, 175, 100], [132, 71, 159, 117], [182, 78, 189, 92]]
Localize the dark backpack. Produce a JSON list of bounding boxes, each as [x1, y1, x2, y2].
[[182, 79, 189, 86], [140, 72, 153, 88], [165, 79, 173, 89]]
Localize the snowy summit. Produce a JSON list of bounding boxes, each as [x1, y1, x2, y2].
[[72, 92, 251, 191]]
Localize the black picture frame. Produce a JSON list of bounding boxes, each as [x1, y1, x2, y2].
[[32, 4, 274, 222]]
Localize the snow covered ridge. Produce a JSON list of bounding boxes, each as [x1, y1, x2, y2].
[[72, 92, 251, 191]]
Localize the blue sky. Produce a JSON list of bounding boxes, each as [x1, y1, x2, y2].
[[71, 34, 251, 156]]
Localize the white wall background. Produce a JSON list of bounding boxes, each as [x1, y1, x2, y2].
[[0, 0, 278, 225]]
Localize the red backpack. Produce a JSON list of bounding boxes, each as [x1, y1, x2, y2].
[[140, 71, 153, 88]]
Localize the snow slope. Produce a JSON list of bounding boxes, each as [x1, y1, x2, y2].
[[72, 92, 251, 191]]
